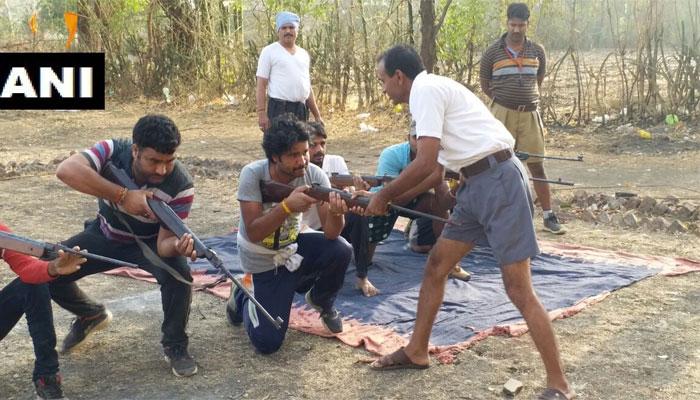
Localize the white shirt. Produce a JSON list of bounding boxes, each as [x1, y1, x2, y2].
[[301, 155, 349, 230], [409, 71, 515, 172], [256, 42, 311, 103]]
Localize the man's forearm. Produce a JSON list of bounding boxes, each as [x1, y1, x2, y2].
[[306, 88, 321, 120], [256, 78, 268, 114], [380, 158, 434, 204], [394, 168, 443, 205], [322, 214, 344, 240], [57, 157, 123, 203]]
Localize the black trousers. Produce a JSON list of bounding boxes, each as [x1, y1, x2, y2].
[[267, 97, 308, 122], [49, 219, 192, 348], [0, 279, 58, 381]]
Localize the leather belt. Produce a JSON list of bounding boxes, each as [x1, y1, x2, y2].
[[494, 98, 538, 112], [460, 149, 512, 178]]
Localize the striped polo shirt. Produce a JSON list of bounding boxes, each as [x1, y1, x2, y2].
[[480, 33, 546, 107], [81, 138, 195, 242]]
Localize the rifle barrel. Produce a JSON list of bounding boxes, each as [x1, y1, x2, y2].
[[106, 163, 283, 329], [530, 177, 575, 186], [516, 151, 584, 162], [55, 244, 141, 268]]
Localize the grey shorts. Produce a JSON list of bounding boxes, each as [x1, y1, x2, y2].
[[442, 156, 539, 266]]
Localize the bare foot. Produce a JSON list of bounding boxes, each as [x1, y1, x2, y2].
[[355, 277, 380, 297]]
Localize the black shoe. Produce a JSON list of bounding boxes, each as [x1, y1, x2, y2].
[[225, 284, 243, 326], [543, 213, 567, 235], [305, 290, 343, 334], [61, 310, 112, 354], [163, 345, 198, 377], [34, 374, 66, 400]]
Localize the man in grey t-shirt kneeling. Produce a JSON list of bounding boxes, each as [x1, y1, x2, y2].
[[226, 113, 352, 354]]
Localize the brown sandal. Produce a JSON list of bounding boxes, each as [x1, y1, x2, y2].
[[369, 347, 429, 371]]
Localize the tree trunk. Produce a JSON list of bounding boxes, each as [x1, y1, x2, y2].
[[419, 0, 436, 72]]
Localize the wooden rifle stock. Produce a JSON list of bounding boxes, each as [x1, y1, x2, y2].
[[259, 180, 454, 225], [103, 162, 283, 329], [0, 230, 139, 267]]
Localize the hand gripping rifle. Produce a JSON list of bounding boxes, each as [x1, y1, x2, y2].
[[103, 162, 283, 329], [260, 180, 454, 225], [0, 230, 139, 267]]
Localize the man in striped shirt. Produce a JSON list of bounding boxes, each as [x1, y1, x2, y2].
[[51, 114, 199, 377], [480, 2, 566, 234]]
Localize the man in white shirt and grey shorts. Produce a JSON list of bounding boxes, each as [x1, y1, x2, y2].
[[363, 45, 574, 400]]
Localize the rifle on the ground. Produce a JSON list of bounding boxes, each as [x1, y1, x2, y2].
[[515, 151, 584, 162], [329, 173, 393, 189], [443, 169, 574, 186], [103, 162, 283, 329], [259, 180, 454, 225], [0, 230, 139, 267]]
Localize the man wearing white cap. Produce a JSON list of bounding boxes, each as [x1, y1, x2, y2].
[[255, 11, 323, 132]]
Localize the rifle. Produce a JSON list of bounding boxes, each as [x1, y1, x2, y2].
[[103, 162, 283, 330], [259, 180, 454, 225], [515, 151, 584, 162], [0, 230, 139, 267], [329, 173, 393, 188], [444, 169, 574, 186]]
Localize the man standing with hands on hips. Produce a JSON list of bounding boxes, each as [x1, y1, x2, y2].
[[365, 45, 574, 400], [480, 2, 566, 234], [256, 11, 323, 131]]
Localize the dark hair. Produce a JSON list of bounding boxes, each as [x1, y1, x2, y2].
[[132, 114, 181, 154], [262, 113, 310, 162], [307, 121, 327, 139], [377, 44, 425, 80], [507, 3, 530, 21]]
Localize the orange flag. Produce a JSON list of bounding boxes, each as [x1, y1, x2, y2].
[[28, 12, 38, 35], [64, 12, 78, 49]]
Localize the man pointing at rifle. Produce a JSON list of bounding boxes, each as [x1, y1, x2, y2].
[[226, 113, 351, 353], [365, 45, 574, 400], [51, 114, 199, 378], [1, 223, 85, 399]]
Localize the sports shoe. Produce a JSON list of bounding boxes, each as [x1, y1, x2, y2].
[[163, 345, 198, 377], [61, 310, 112, 354], [449, 265, 471, 282], [305, 290, 343, 334], [225, 284, 243, 326], [543, 213, 567, 235], [34, 374, 66, 400]]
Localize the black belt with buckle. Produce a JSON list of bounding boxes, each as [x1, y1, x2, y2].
[[459, 149, 512, 178], [494, 98, 538, 112]]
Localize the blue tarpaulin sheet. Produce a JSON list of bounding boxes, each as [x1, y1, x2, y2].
[[191, 230, 660, 346]]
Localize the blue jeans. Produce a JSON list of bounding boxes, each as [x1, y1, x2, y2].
[[235, 232, 352, 354], [0, 278, 59, 381]]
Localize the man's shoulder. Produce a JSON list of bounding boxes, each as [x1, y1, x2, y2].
[[307, 162, 325, 176], [261, 42, 280, 52], [380, 142, 409, 158], [324, 154, 346, 163], [529, 40, 546, 55], [242, 159, 268, 173], [484, 36, 505, 54]]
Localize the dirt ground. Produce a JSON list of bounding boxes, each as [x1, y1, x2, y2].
[[1, 102, 698, 400]]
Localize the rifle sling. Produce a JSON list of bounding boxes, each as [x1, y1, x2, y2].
[[112, 209, 223, 289]]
